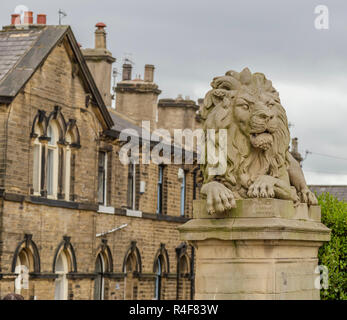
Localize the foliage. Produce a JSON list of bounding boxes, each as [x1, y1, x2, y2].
[[317, 193, 347, 300]]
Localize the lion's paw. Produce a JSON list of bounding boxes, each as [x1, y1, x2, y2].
[[247, 175, 275, 199], [299, 188, 318, 206], [201, 181, 236, 215]]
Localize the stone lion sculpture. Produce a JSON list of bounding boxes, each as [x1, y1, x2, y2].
[[200, 67, 317, 215]]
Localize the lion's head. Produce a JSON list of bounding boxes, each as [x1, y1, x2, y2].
[[201, 68, 291, 198]]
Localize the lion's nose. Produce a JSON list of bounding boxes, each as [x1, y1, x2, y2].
[[258, 110, 273, 121]]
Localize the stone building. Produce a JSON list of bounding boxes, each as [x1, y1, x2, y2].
[[0, 13, 200, 300]]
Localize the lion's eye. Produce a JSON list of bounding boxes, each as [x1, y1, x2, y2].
[[268, 102, 275, 108]]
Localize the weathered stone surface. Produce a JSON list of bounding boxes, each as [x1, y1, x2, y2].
[[199, 68, 318, 216], [179, 199, 330, 300]]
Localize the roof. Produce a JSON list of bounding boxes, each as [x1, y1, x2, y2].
[[106, 109, 196, 159], [309, 185, 347, 202], [0, 25, 113, 128]]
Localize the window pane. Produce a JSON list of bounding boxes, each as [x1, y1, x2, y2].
[[47, 149, 53, 195], [65, 149, 71, 201], [180, 172, 186, 216], [156, 166, 163, 214], [127, 163, 135, 209], [98, 152, 106, 204], [47, 125, 55, 146], [33, 144, 40, 193]]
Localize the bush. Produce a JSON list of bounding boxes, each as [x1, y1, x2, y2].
[[317, 193, 347, 300]]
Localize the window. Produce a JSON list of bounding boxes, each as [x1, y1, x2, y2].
[[180, 170, 186, 216], [94, 254, 105, 300], [193, 169, 198, 200], [46, 123, 59, 198], [54, 250, 69, 300], [124, 253, 138, 300], [64, 133, 72, 201], [156, 165, 164, 214], [178, 255, 190, 300], [31, 109, 80, 200], [154, 257, 163, 300], [32, 130, 42, 195], [127, 162, 136, 210], [14, 249, 32, 295], [98, 152, 107, 205]]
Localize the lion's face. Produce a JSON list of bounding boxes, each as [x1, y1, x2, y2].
[[233, 90, 279, 151]]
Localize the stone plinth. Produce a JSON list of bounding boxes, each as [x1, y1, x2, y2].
[[178, 199, 331, 300]]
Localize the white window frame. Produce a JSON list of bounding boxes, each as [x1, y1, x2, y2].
[[33, 140, 42, 196], [47, 123, 59, 199], [131, 163, 136, 210], [65, 134, 72, 201], [54, 250, 69, 300]]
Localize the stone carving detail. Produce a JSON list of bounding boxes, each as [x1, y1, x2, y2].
[[200, 68, 317, 215]]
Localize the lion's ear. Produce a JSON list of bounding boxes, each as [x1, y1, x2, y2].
[[225, 70, 240, 80], [240, 67, 252, 85]]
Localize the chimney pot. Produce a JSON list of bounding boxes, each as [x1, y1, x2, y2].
[[144, 64, 155, 82], [94, 22, 107, 49], [95, 22, 106, 29], [37, 14, 46, 25], [122, 64, 132, 81], [11, 14, 21, 25], [23, 11, 33, 24]]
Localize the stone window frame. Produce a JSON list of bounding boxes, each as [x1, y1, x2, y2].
[[30, 107, 81, 201], [11, 234, 41, 296], [153, 243, 170, 300]]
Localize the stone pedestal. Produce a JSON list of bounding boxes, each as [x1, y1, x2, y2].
[[178, 199, 330, 300]]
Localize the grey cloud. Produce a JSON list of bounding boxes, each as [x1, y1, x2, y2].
[[1, 0, 346, 183]]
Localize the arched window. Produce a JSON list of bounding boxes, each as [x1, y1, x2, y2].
[[153, 244, 169, 300], [178, 255, 190, 300], [94, 253, 105, 300], [14, 248, 33, 295], [54, 250, 70, 300], [53, 237, 77, 301], [154, 255, 164, 300], [32, 125, 43, 195], [124, 253, 138, 300], [12, 234, 41, 297], [46, 122, 59, 198]]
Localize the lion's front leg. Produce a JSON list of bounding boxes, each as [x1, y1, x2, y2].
[[248, 175, 299, 203], [201, 181, 236, 215], [287, 152, 318, 205]]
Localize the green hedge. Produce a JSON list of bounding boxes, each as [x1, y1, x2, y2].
[[317, 193, 347, 300]]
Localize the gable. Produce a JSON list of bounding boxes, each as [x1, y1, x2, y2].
[[0, 25, 113, 129]]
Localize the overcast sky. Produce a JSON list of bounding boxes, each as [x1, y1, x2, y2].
[[1, 0, 347, 185]]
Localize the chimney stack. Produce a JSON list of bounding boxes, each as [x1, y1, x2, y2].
[[292, 137, 299, 154], [95, 22, 107, 49], [144, 64, 155, 82], [37, 14, 47, 25], [23, 11, 33, 24], [122, 64, 132, 81], [11, 14, 20, 25]]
